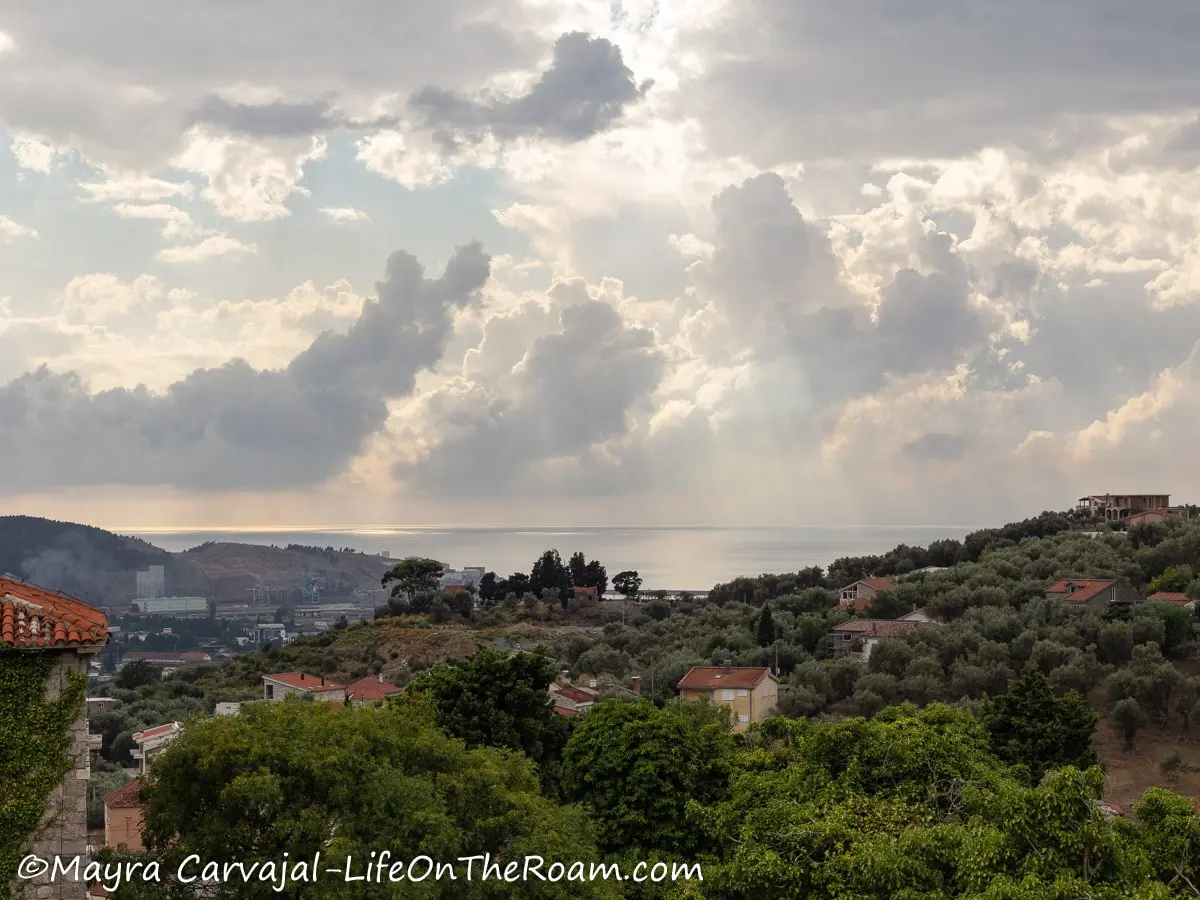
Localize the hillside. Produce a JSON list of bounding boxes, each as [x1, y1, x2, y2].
[[0, 515, 392, 607], [180, 540, 393, 601]]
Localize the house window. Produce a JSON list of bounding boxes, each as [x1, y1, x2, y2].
[[718, 689, 734, 701], [738, 715, 749, 723], [736, 689, 749, 697]]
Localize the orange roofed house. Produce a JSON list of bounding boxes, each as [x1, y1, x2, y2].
[[345, 675, 403, 706], [1, 577, 109, 900], [838, 578, 896, 613], [830, 617, 937, 663], [1045, 578, 1139, 612], [103, 779, 146, 852], [677, 666, 779, 731], [262, 672, 346, 703]]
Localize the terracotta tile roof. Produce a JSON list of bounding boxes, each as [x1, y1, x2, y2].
[[132, 722, 181, 743], [842, 577, 897, 593], [832, 619, 933, 637], [262, 672, 345, 692], [345, 676, 403, 702], [1148, 592, 1193, 604], [0, 577, 109, 650], [551, 686, 596, 704], [839, 596, 874, 613], [552, 705, 578, 716], [103, 779, 145, 809], [677, 666, 773, 691], [1045, 578, 1116, 603]]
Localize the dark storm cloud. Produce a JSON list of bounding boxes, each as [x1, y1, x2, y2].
[[0, 244, 490, 490], [409, 32, 650, 146]]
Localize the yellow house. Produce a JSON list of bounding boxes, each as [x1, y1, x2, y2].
[[677, 665, 779, 731]]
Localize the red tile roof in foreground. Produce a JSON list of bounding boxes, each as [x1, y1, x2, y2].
[[1045, 578, 1116, 603], [262, 672, 345, 691], [104, 779, 146, 809], [1148, 592, 1193, 604], [552, 705, 578, 716], [345, 676, 403, 702], [678, 666, 773, 691], [0, 577, 109, 650]]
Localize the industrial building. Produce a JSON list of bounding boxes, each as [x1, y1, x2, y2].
[[135, 565, 166, 600]]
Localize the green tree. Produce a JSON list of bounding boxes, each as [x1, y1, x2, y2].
[[530, 550, 573, 597], [477, 571, 504, 605], [755, 604, 776, 646], [568, 551, 589, 588], [406, 646, 570, 789], [139, 699, 615, 899], [117, 658, 162, 689], [980, 669, 1098, 783], [1113, 697, 1148, 752], [380, 557, 444, 601], [613, 570, 642, 601], [584, 559, 609, 596], [561, 700, 733, 856], [1149, 565, 1192, 594]]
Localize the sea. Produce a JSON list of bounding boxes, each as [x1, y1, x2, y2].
[[127, 525, 980, 593]]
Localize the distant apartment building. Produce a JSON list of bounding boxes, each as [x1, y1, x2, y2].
[[262, 672, 346, 703], [132, 596, 208, 615], [838, 578, 896, 613], [131, 721, 182, 775], [1044, 578, 1139, 611], [1077, 494, 1171, 522], [135, 565, 166, 600], [677, 666, 779, 731]]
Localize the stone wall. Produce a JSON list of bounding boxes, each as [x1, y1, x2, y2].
[[20, 649, 92, 900]]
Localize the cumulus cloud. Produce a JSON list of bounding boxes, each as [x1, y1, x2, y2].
[[0, 216, 38, 241], [0, 243, 490, 491], [394, 278, 667, 494], [10, 134, 63, 173], [320, 207, 371, 224]]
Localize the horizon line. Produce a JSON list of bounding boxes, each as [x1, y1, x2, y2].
[[110, 523, 988, 534]]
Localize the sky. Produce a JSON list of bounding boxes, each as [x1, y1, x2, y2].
[[2, 1, 1200, 529]]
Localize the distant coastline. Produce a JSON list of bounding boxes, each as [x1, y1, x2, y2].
[[124, 525, 980, 591]]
